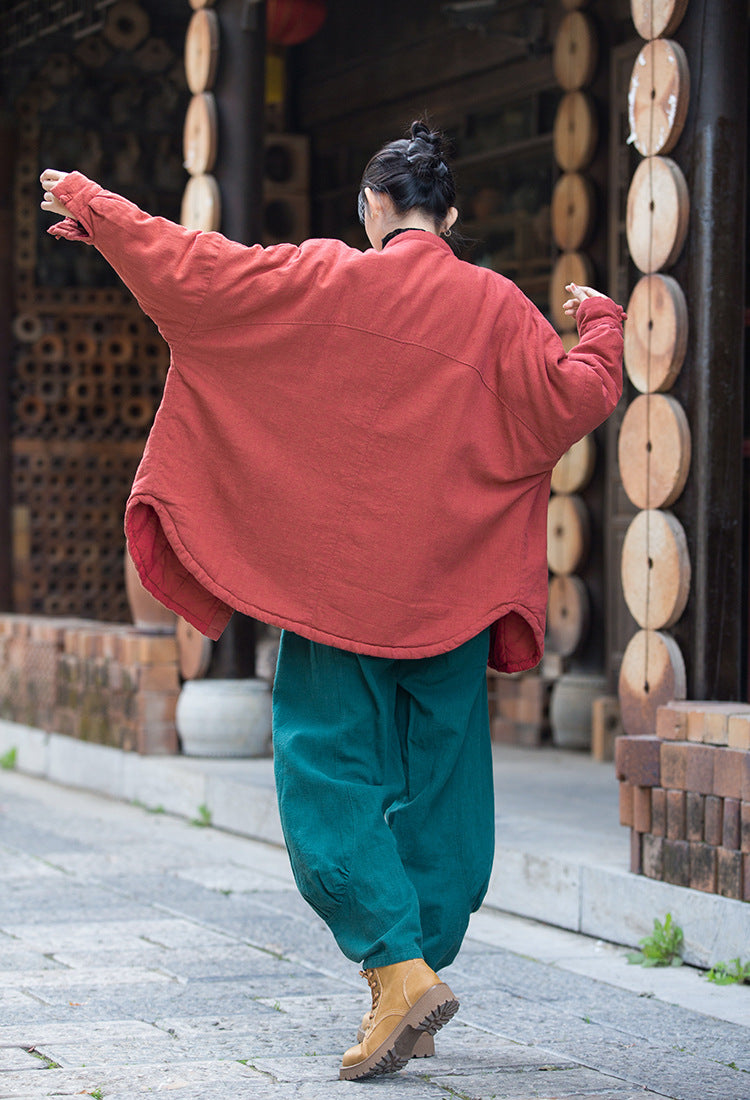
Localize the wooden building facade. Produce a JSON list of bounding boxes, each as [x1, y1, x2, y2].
[[0, 0, 748, 757]]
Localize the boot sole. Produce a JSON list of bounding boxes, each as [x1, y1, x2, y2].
[[356, 1026, 434, 1058], [339, 983, 458, 1081]]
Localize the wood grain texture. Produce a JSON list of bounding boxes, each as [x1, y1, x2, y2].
[[553, 12, 598, 92], [626, 155, 689, 273], [631, 0, 690, 40], [618, 393, 691, 509], [547, 493, 590, 575], [621, 508, 691, 629], [553, 91, 598, 172], [628, 39, 690, 157], [619, 628, 686, 737], [624, 274, 688, 393]]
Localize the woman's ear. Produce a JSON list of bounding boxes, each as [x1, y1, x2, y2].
[[444, 206, 458, 232]]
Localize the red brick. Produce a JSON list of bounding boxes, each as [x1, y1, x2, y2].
[[136, 691, 178, 726], [642, 834, 664, 880], [744, 854, 750, 902], [615, 735, 661, 787], [689, 842, 718, 893], [742, 751, 750, 801], [666, 789, 686, 839], [660, 742, 689, 789], [136, 722, 179, 755], [619, 781, 635, 828], [633, 787, 651, 833], [728, 714, 750, 750], [651, 787, 667, 837], [685, 743, 716, 795], [663, 839, 690, 887], [686, 792, 705, 843], [742, 802, 750, 854], [722, 798, 741, 850], [592, 695, 622, 762], [717, 847, 743, 900], [713, 748, 745, 800], [704, 795, 724, 846], [655, 702, 690, 741], [630, 829, 642, 874]]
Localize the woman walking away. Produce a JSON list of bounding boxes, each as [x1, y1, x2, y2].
[[40, 120, 624, 1081]]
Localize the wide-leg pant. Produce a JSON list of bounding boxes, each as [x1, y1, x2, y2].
[[272, 627, 494, 971]]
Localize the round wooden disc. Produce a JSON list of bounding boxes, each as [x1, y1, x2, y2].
[[550, 252, 594, 331], [618, 393, 691, 509], [183, 92, 218, 176], [626, 155, 689, 274], [621, 509, 691, 629], [553, 92, 598, 173], [624, 274, 688, 393], [547, 574, 590, 656], [185, 9, 219, 94], [631, 0, 690, 40], [176, 616, 213, 680], [180, 173, 221, 231], [547, 493, 590, 575], [551, 435, 596, 494], [553, 12, 598, 92], [103, 1, 150, 50], [628, 39, 690, 158], [551, 172, 596, 251], [618, 628, 686, 737]]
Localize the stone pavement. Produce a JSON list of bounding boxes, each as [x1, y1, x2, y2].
[[1, 770, 748, 1100]]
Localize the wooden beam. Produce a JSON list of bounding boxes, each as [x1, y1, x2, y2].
[[0, 113, 14, 610], [670, 0, 748, 699]]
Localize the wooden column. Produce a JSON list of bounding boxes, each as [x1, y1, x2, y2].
[[0, 115, 15, 610], [670, 0, 748, 699], [214, 0, 266, 245], [208, 0, 266, 673]]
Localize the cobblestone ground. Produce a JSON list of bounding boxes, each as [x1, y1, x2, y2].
[[1, 770, 748, 1100]]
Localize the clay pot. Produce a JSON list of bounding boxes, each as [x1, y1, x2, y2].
[[550, 672, 607, 750], [176, 679, 272, 757]]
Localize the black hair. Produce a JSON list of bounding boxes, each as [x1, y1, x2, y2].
[[357, 120, 457, 230]]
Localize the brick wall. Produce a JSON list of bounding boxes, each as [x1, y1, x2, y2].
[[0, 614, 179, 754], [616, 702, 750, 901]]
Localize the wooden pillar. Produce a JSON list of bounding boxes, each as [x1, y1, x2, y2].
[[670, 0, 748, 699], [208, 0, 267, 672], [214, 0, 266, 245], [0, 114, 15, 610]]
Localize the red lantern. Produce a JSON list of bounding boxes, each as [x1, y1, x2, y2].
[[266, 0, 327, 46]]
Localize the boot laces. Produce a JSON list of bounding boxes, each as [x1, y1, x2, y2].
[[360, 968, 381, 1017]]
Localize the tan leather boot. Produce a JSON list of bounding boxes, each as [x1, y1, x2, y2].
[[339, 958, 458, 1081], [356, 1011, 434, 1057]]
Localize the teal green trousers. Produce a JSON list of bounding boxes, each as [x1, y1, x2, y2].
[[272, 628, 494, 971]]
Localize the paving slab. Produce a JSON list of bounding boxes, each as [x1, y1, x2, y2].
[[1, 768, 749, 1100]]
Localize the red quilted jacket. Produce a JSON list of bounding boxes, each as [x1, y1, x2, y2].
[[49, 172, 624, 671]]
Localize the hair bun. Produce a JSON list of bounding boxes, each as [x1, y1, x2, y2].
[[406, 120, 448, 178]]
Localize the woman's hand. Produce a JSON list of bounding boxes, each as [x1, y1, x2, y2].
[[40, 169, 75, 219], [562, 282, 608, 322]]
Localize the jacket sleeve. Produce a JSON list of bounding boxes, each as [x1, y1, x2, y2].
[[497, 287, 625, 465], [48, 172, 225, 348]]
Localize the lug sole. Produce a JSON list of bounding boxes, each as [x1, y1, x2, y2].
[[339, 983, 458, 1081], [356, 1025, 434, 1057]]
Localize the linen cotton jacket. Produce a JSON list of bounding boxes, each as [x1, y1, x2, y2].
[[49, 172, 624, 672]]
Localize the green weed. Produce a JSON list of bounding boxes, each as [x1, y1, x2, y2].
[[0, 747, 17, 770], [627, 912, 684, 967], [705, 958, 750, 985], [190, 803, 212, 827]]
